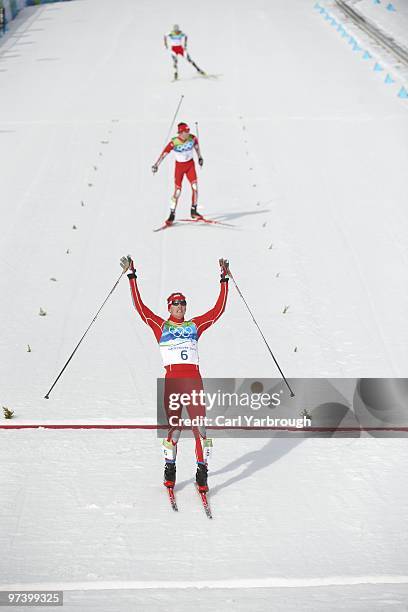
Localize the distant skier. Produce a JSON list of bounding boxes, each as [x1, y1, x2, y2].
[[120, 255, 230, 492], [152, 121, 203, 225], [164, 24, 206, 81]]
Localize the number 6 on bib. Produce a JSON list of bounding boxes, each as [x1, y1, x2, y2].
[[160, 321, 199, 366]]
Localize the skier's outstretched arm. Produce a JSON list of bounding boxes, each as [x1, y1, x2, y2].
[[152, 141, 174, 174], [192, 259, 229, 338], [120, 256, 164, 340]]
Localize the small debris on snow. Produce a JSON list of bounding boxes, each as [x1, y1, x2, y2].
[[99, 152, 103, 156], [81, 200, 85, 207], [3, 406, 14, 419], [100, 140, 109, 144], [39, 308, 47, 316], [294, 346, 298, 352], [262, 222, 267, 228], [276, 272, 280, 277], [50, 277, 57, 282], [66, 249, 70, 254], [88, 183, 93, 187], [27, 344, 31, 353], [72, 225, 77, 230], [252, 184, 257, 187], [268, 243, 273, 249], [93, 166, 98, 171], [283, 305, 290, 314]]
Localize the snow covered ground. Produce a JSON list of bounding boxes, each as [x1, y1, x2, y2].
[[346, 0, 408, 51], [1, 0, 408, 609], [320, 0, 408, 84]]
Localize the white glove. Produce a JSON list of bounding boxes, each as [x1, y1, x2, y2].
[[219, 258, 230, 279], [120, 255, 134, 273]]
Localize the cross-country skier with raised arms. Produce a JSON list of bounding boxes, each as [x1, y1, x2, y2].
[[164, 24, 206, 81], [120, 255, 229, 493], [152, 121, 203, 226]]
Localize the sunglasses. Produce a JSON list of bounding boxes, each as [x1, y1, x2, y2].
[[171, 300, 186, 306]]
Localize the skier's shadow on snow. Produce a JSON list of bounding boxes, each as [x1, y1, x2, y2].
[[210, 437, 304, 496], [213, 208, 270, 223], [175, 436, 303, 495]]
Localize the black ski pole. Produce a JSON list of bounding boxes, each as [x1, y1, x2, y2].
[[162, 94, 184, 148], [44, 269, 126, 399], [223, 260, 295, 397]]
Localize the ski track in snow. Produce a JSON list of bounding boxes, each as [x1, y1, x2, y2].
[[3, 574, 408, 591]]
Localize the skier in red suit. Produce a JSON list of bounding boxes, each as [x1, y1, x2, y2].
[[120, 255, 230, 492], [152, 122, 203, 225]]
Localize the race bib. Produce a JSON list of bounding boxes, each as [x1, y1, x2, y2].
[[159, 321, 199, 366]]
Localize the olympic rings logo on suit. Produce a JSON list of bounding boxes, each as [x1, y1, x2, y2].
[[175, 141, 194, 152], [168, 325, 194, 338]]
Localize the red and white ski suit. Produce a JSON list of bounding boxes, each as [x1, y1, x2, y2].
[[161, 134, 199, 192], [127, 271, 228, 462]]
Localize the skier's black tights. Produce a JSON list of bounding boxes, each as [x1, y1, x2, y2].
[[171, 52, 203, 76]]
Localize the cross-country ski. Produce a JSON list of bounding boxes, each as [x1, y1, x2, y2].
[[153, 217, 235, 231], [196, 485, 213, 519], [166, 487, 178, 512], [179, 217, 235, 227]]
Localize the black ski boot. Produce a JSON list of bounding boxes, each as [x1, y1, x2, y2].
[[164, 461, 176, 488], [166, 209, 175, 226], [191, 204, 203, 220], [196, 463, 208, 492]]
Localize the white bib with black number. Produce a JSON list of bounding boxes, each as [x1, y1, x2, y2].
[[159, 321, 199, 366]]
